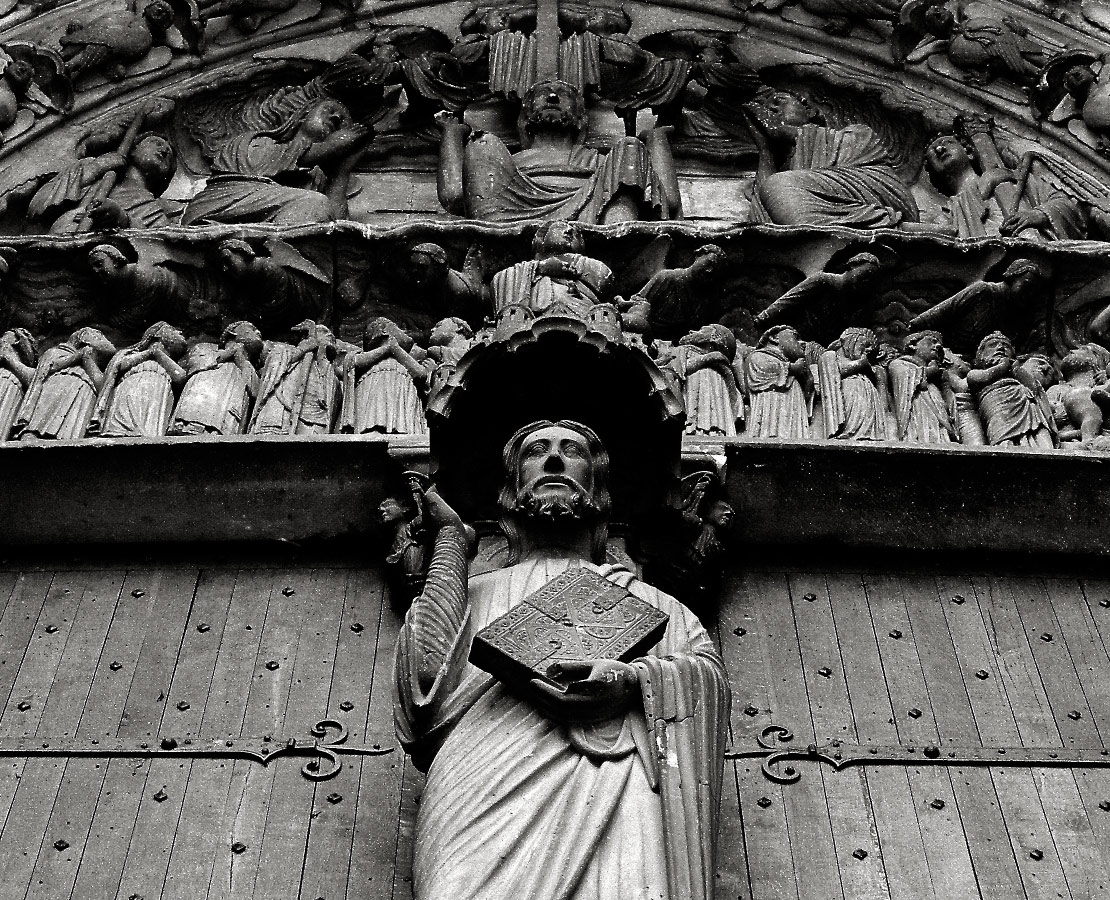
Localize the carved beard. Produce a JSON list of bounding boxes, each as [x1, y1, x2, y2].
[[511, 479, 600, 523], [525, 106, 579, 134]]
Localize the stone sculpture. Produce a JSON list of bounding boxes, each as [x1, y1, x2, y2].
[[941, 351, 986, 445], [661, 324, 744, 437], [248, 320, 340, 435], [909, 259, 1050, 356], [0, 326, 36, 439], [59, 1, 188, 81], [394, 419, 730, 900], [818, 326, 887, 440], [14, 326, 116, 440], [86, 243, 197, 334], [425, 316, 475, 397], [1034, 53, 1110, 153], [215, 238, 330, 334], [404, 242, 488, 327], [339, 317, 428, 436], [436, 77, 682, 223], [490, 221, 613, 318], [0, 42, 71, 143], [967, 331, 1056, 449], [745, 324, 812, 438], [380, 472, 432, 605], [744, 89, 919, 229], [168, 320, 262, 435], [621, 244, 727, 341], [887, 330, 955, 443], [1047, 346, 1110, 444], [90, 320, 187, 437]]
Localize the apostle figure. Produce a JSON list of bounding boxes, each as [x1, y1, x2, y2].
[[490, 221, 613, 318], [90, 321, 188, 438], [15, 327, 116, 440], [169, 321, 263, 436], [662, 324, 744, 437], [744, 89, 919, 229], [340, 317, 429, 436], [744, 325, 812, 438], [0, 328, 37, 440], [887, 330, 955, 443], [967, 331, 1056, 449], [394, 419, 730, 900], [249, 320, 340, 435], [817, 327, 887, 440], [437, 78, 682, 223]]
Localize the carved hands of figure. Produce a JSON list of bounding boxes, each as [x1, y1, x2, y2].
[[168, 319, 262, 436], [818, 326, 889, 440], [900, 0, 1050, 86], [0, 326, 37, 439], [659, 323, 743, 437], [59, 0, 202, 83], [967, 330, 1057, 448]]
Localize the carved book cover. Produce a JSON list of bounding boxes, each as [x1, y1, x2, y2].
[[469, 567, 670, 688]]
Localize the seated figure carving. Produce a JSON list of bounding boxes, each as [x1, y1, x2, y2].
[[437, 78, 682, 223]]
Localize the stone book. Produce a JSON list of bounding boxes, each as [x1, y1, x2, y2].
[[469, 567, 670, 689]]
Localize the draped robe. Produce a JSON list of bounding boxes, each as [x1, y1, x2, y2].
[[94, 357, 176, 438], [0, 367, 26, 440], [888, 357, 953, 443], [818, 351, 886, 440], [170, 345, 257, 436], [976, 376, 1056, 448], [394, 550, 730, 900], [15, 345, 98, 440], [744, 347, 811, 438]]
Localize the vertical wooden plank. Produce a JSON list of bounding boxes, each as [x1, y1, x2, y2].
[[903, 573, 1025, 899], [789, 572, 889, 900], [26, 570, 155, 900], [163, 568, 272, 900], [863, 574, 980, 900], [114, 567, 235, 900], [254, 568, 344, 900], [826, 572, 937, 900], [748, 572, 842, 900], [69, 568, 199, 900], [347, 569, 409, 900]]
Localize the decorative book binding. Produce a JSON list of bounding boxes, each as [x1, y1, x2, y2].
[[469, 567, 670, 688]]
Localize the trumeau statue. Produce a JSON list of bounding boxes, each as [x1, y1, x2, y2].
[[394, 420, 730, 900], [169, 319, 261, 435], [437, 76, 682, 223], [90, 319, 187, 437]]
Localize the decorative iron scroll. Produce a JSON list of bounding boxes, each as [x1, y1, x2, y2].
[[0, 718, 393, 781], [726, 724, 1110, 784]]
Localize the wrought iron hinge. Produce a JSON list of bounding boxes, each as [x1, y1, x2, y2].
[[727, 725, 1110, 784], [1, 719, 393, 781]]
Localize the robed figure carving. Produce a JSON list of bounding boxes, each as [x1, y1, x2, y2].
[[394, 420, 730, 900], [437, 78, 682, 223]]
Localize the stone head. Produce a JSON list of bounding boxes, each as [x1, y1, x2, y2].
[[1064, 64, 1097, 99], [903, 330, 944, 364], [221, 320, 264, 361], [2, 327, 37, 365], [681, 323, 736, 358], [71, 327, 116, 361], [88, 244, 128, 280], [429, 317, 472, 346], [705, 499, 735, 529], [923, 4, 955, 35], [1003, 259, 1045, 291], [378, 496, 408, 525], [837, 327, 878, 361], [408, 243, 449, 287], [498, 419, 611, 565], [143, 320, 187, 358], [299, 100, 351, 142], [522, 79, 587, 135], [130, 134, 176, 191], [365, 317, 413, 352], [6, 60, 32, 91], [758, 324, 805, 360], [143, 0, 174, 29], [975, 331, 1015, 367], [533, 221, 584, 257], [1060, 347, 1106, 384], [925, 133, 976, 181], [216, 239, 255, 275], [1017, 353, 1057, 389], [749, 89, 820, 129]]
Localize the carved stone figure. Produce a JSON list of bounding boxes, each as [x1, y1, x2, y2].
[[425, 316, 475, 396], [168, 321, 262, 436], [215, 239, 330, 334], [744, 90, 919, 229], [86, 243, 195, 334], [661, 324, 743, 437], [405, 243, 488, 326], [90, 320, 187, 438], [28, 115, 176, 232], [756, 252, 888, 345], [909, 260, 1051, 355], [942, 351, 985, 445], [380, 472, 432, 606], [437, 78, 682, 223], [0, 42, 71, 144], [888, 330, 955, 443], [968, 331, 1056, 449], [248, 320, 340, 435], [1044, 346, 1110, 444], [903, 2, 1048, 86], [818, 326, 887, 440], [0, 327, 36, 439], [745, 325, 812, 438], [621, 244, 726, 340], [339, 317, 429, 436], [181, 98, 374, 226], [490, 221, 613, 318], [197, 0, 297, 33], [394, 420, 730, 900], [1036, 54, 1110, 153], [15, 326, 116, 440]]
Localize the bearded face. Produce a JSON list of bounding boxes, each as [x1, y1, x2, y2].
[[510, 425, 602, 523]]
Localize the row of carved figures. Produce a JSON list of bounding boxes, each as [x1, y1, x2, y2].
[[688, 323, 1110, 449], [0, 315, 477, 442], [2, 310, 1109, 451]]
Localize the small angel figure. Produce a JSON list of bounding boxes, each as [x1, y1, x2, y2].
[[0, 327, 37, 440], [215, 238, 330, 335], [817, 326, 888, 440], [902, 1, 1049, 86], [90, 320, 188, 438], [248, 320, 340, 436], [14, 327, 117, 440], [0, 42, 72, 145], [887, 330, 955, 443], [1032, 52, 1110, 154], [169, 321, 263, 436], [967, 331, 1056, 449], [339, 317, 429, 436], [619, 244, 727, 341], [1046, 345, 1110, 445], [744, 324, 812, 438], [660, 323, 744, 437], [379, 472, 432, 606]]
